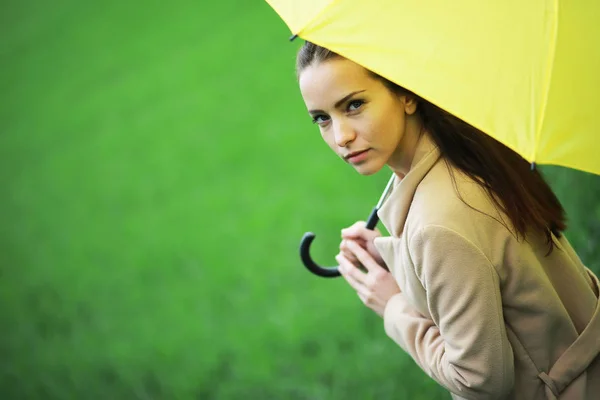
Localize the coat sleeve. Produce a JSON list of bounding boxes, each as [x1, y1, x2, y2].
[[383, 224, 514, 399]]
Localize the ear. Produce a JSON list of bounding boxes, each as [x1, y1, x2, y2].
[[400, 94, 418, 115]]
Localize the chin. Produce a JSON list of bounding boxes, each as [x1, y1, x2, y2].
[[353, 161, 383, 176], [358, 170, 378, 176]]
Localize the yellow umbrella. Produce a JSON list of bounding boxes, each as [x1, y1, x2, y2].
[[266, 0, 600, 176]]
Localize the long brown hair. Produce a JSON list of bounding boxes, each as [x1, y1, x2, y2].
[[296, 41, 566, 252]]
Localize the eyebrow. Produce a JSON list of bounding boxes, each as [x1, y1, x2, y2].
[[308, 90, 366, 115]]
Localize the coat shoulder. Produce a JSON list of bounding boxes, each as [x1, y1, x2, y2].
[[405, 159, 514, 248]]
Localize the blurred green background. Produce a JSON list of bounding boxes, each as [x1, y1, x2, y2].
[[1, 1, 598, 399]]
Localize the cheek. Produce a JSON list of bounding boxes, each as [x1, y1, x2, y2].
[[380, 109, 405, 140], [320, 128, 337, 149], [364, 110, 401, 142]]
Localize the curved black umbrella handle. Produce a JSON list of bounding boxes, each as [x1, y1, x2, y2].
[[299, 207, 380, 278]]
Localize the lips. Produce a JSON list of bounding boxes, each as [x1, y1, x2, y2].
[[344, 149, 370, 163]]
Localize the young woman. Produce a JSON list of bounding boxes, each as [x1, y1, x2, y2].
[[296, 41, 600, 399]]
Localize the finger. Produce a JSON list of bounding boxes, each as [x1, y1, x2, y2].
[[346, 240, 385, 273], [358, 292, 366, 302], [357, 292, 371, 305], [342, 223, 381, 240], [341, 221, 367, 239], [343, 220, 382, 235], [341, 251, 360, 266], [340, 238, 366, 249], [340, 240, 363, 264], [341, 269, 368, 297], [336, 254, 369, 289]]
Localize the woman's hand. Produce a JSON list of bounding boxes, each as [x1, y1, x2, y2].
[[339, 221, 386, 268], [336, 240, 401, 317]]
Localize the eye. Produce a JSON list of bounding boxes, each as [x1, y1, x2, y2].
[[347, 100, 364, 112], [311, 114, 330, 125]]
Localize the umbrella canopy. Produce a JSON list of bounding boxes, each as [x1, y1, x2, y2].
[[266, 0, 600, 176]]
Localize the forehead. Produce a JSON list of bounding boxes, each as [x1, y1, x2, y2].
[[299, 58, 376, 108]]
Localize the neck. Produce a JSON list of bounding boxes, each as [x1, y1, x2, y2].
[[387, 116, 424, 179]]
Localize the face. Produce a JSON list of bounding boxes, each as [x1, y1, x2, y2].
[[299, 57, 418, 176]]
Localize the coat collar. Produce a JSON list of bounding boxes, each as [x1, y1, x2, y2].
[[377, 133, 442, 237]]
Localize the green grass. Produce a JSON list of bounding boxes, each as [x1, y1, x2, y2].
[[1, 2, 598, 399]]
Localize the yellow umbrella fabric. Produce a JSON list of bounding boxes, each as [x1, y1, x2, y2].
[[266, 0, 600, 176]]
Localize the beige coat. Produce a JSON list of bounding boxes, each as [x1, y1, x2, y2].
[[373, 133, 600, 399]]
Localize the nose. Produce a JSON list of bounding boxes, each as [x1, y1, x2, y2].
[[333, 119, 356, 147]]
